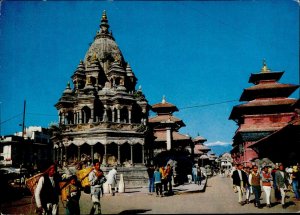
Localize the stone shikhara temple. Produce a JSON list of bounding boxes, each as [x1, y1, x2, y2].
[[52, 11, 150, 167]]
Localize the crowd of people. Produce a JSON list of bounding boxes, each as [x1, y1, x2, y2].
[[147, 163, 174, 197], [34, 159, 115, 215], [231, 163, 300, 209]]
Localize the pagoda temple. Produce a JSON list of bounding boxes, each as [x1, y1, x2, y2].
[[229, 60, 299, 166], [52, 11, 149, 167], [148, 96, 192, 157]]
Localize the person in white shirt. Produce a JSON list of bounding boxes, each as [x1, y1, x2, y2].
[[106, 166, 117, 196], [88, 160, 105, 215]]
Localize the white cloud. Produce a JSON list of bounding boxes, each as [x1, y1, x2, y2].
[[204, 141, 231, 147]]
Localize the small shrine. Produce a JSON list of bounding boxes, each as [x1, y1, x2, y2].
[[148, 96, 192, 158]]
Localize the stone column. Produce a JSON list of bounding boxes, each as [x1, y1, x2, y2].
[[103, 109, 108, 122], [130, 144, 133, 165], [91, 145, 94, 164], [142, 145, 145, 164], [61, 113, 65, 125], [65, 145, 68, 163], [78, 146, 81, 162], [166, 127, 172, 150], [118, 145, 121, 165], [112, 108, 115, 122], [103, 144, 107, 165], [89, 108, 94, 123], [74, 113, 77, 125], [128, 109, 132, 124], [79, 111, 82, 124], [117, 109, 120, 123]]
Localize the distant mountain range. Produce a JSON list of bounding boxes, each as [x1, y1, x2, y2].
[[208, 145, 232, 156]]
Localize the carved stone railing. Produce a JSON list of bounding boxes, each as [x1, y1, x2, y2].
[[63, 122, 143, 132]]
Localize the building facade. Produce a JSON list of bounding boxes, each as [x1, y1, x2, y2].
[[0, 126, 52, 168], [229, 60, 299, 166], [52, 11, 150, 167]]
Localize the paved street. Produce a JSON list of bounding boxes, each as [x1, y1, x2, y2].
[[1, 174, 300, 214]]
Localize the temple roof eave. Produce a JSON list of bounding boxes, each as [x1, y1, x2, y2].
[[239, 84, 299, 101], [229, 99, 298, 120], [248, 71, 284, 84]]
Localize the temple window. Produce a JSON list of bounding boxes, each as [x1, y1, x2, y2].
[[120, 106, 128, 123], [82, 106, 91, 124]]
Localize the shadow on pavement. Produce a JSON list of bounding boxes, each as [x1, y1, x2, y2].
[[285, 201, 296, 208], [124, 191, 141, 194], [118, 209, 151, 214]]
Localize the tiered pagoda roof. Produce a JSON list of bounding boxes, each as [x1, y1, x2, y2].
[[229, 60, 299, 121], [149, 96, 190, 142]]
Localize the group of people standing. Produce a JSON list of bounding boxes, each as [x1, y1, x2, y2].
[[231, 163, 300, 209], [147, 163, 173, 197], [192, 164, 203, 185], [34, 160, 117, 215]]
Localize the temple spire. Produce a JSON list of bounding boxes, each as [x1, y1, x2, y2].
[[162, 95, 166, 104], [100, 10, 109, 34], [261, 59, 270, 73]]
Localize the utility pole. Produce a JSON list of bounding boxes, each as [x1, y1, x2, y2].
[[22, 100, 26, 140], [0, 102, 2, 136]]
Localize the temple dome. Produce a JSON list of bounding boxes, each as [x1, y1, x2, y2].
[[84, 11, 124, 71], [84, 37, 123, 65]]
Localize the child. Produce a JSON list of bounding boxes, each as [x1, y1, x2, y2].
[[66, 175, 81, 215]]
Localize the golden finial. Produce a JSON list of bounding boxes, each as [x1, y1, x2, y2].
[[102, 10, 107, 21], [261, 59, 270, 73], [162, 95, 166, 104]]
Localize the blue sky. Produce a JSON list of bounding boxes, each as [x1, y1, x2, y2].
[[0, 1, 299, 155]]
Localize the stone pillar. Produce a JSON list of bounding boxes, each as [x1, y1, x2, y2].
[[91, 145, 94, 164], [74, 113, 77, 125], [117, 109, 120, 123], [166, 127, 172, 150], [65, 145, 68, 163], [103, 109, 108, 122], [79, 111, 82, 124], [118, 145, 121, 165], [61, 113, 65, 125], [112, 109, 115, 122], [142, 145, 145, 164], [130, 144, 133, 165], [103, 144, 107, 165], [78, 146, 81, 162], [128, 109, 132, 124], [89, 108, 94, 123]]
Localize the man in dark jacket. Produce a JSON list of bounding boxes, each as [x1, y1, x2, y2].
[[35, 164, 61, 215], [232, 163, 249, 205]]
